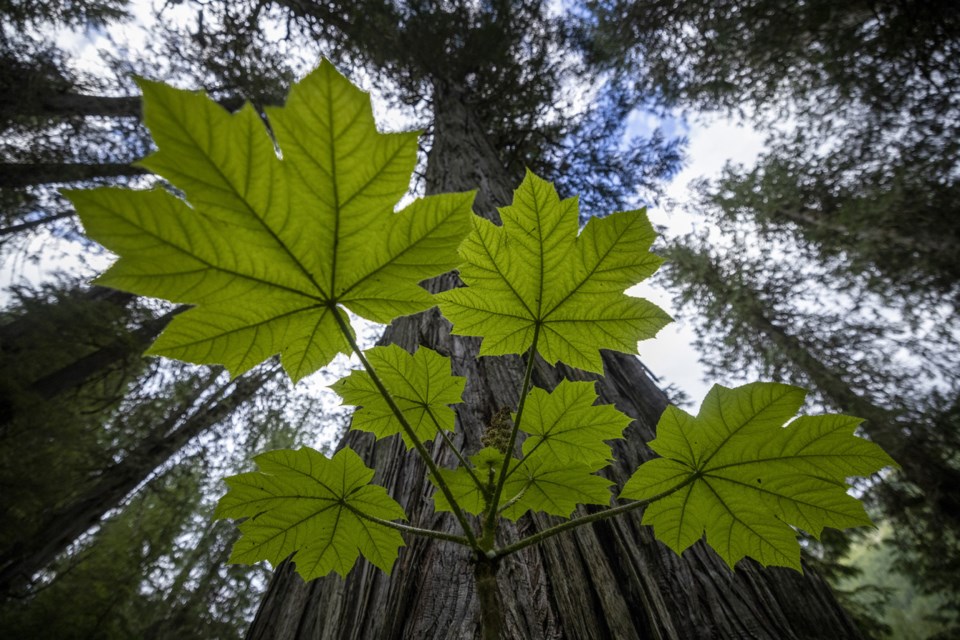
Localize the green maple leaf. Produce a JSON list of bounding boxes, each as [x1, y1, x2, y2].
[[215, 447, 407, 580], [432, 380, 626, 519], [437, 170, 670, 373], [499, 455, 613, 520], [433, 447, 504, 515], [433, 448, 613, 520], [67, 60, 473, 382], [520, 380, 630, 469], [331, 345, 466, 448], [621, 382, 898, 570]]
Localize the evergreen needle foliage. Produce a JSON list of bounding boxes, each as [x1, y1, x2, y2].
[[70, 59, 896, 632]]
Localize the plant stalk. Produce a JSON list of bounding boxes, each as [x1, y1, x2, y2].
[[427, 408, 485, 491], [332, 306, 480, 549], [345, 504, 470, 545], [474, 553, 502, 640], [483, 321, 541, 536]]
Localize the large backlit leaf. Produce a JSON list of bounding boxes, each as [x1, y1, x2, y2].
[[437, 170, 670, 372], [215, 447, 406, 580], [331, 345, 466, 448], [621, 382, 898, 570], [68, 60, 473, 382], [499, 455, 614, 520], [520, 380, 630, 469]]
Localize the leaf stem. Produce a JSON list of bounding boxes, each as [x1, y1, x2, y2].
[[483, 322, 541, 536], [496, 481, 530, 515], [345, 504, 470, 545], [493, 475, 697, 558], [427, 408, 485, 491], [332, 307, 480, 550]]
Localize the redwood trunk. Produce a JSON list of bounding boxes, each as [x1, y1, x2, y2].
[[0, 162, 149, 188], [1, 91, 251, 124], [244, 83, 862, 639]]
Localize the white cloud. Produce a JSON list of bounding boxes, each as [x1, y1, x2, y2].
[[654, 116, 766, 233], [632, 114, 766, 408]]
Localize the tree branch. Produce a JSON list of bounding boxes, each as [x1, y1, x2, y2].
[[2, 92, 251, 124], [0, 211, 75, 237]]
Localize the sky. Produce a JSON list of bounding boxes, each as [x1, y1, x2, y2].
[[3, 2, 767, 413], [631, 116, 766, 403]]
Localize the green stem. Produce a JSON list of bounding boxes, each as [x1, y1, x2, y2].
[[507, 437, 542, 481], [483, 322, 541, 537], [474, 553, 502, 640], [496, 482, 530, 515], [494, 475, 698, 558], [332, 307, 480, 550], [427, 408, 485, 491], [345, 504, 470, 545]]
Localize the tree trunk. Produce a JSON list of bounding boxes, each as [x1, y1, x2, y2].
[[1, 91, 251, 125], [0, 162, 149, 188], [0, 366, 275, 596], [26, 306, 184, 400], [243, 83, 861, 639], [143, 521, 239, 640]]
